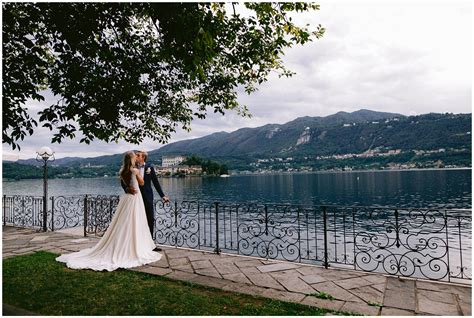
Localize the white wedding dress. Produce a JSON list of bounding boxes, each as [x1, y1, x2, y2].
[[56, 169, 162, 271]]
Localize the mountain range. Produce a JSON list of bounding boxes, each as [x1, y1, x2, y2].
[[12, 109, 472, 169]]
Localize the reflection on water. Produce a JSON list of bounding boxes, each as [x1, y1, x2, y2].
[[2, 169, 471, 208]]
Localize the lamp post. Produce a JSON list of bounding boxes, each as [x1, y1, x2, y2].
[[36, 146, 55, 232]]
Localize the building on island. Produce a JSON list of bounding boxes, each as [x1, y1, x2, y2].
[[162, 155, 186, 167], [157, 155, 203, 176], [156, 164, 202, 176]]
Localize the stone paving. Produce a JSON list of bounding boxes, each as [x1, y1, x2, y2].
[[2, 226, 472, 316]]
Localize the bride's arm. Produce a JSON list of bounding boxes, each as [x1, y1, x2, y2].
[[133, 168, 145, 186]]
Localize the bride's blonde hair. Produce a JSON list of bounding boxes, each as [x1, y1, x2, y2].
[[119, 151, 135, 187]]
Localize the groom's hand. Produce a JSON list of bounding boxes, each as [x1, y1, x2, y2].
[[126, 186, 138, 195], [162, 196, 170, 203]]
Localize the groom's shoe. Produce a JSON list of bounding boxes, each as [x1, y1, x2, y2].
[[153, 247, 162, 252]]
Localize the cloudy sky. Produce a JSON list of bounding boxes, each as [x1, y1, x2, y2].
[[3, 1, 472, 160]]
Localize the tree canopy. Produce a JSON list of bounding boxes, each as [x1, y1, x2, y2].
[[3, 2, 324, 150]]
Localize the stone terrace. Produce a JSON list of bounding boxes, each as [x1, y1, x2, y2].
[[3, 226, 472, 316]]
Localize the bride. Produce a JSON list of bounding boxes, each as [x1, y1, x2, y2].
[[56, 151, 162, 271]]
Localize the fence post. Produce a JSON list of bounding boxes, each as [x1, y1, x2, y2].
[[83, 195, 88, 237], [264, 205, 268, 235], [174, 201, 178, 228], [3, 195, 6, 226], [174, 201, 178, 246], [444, 210, 451, 282], [456, 216, 465, 279], [51, 196, 55, 231], [323, 206, 329, 269], [214, 202, 220, 254], [297, 207, 301, 263], [394, 209, 400, 248]]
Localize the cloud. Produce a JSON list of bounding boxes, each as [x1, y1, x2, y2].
[[3, 1, 471, 159]]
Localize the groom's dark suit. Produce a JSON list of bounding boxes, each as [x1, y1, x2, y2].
[[121, 163, 166, 238]]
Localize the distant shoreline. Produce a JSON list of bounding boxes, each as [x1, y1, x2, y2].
[[235, 167, 472, 176], [2, 167, 471, 182]]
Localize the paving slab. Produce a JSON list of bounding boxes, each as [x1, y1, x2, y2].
[[137, 266, 173, 276], [191, 259, 213, 270], [221, 282, 269, 297], [417, 289, 457, 305], [459, 301, 472, 316], [169, 257, 190, 267], [165, 249, 194, 259], [172, 264, 194, 273], [257, 262, 300, 273], [268, 269, 301, 278], [210, 257, 237, 266], [416, 280, 454, 291], [246, 273, 285, 290], [2, 247, 18, 253], [359, 273, 387, 285], [4, 239, 33, 246], [301, 274, 328, 284], [68, 238, 90, 243], [340, 300, 381, 316], [383, 278, 416, 311], [30, 235, 50, 242], [260, 288, 306, 303], [319, 270, 363, 281], [349, 285, 384, 304], [457, 289, 472, 304], [372, 283, 386, 293], [43, 247, 71, 254], [334, 276, 373, 290], [272, 275, 315, 294], [147, 256, 169, 268], [381, 307, 415, 316], [386, 276, 415, 290], [239, 266, 261, 276], [11, 247, 40, 254], [189, 275, 230, 289], [311, 281, 363, 302], [417, 295, 460, 316], [416, 280, 472, 297], [300, 296, 346, 312], [165, 270, 200, 281], [296, 266, 328, 276], [59, 244, 85, 252], [195, 267, 222, 278], [214, 263, 241, 275], [222, 273, 252, 284], [187, 252, 220, 261], [234, 259, 264, 268]]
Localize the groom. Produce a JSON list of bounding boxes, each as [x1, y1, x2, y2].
[[121, 150, 170, 251]]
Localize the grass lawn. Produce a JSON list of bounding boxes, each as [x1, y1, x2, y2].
[[3, 251, 353, 315]]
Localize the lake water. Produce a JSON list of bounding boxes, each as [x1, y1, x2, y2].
[[2, 169, 471, 209]]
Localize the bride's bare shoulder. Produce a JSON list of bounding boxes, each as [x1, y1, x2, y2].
[[131, 168, 139, 174]]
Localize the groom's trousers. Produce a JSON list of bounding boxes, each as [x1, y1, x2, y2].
[[143, 199, 155, 238]]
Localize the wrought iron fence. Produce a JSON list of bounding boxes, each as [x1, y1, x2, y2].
[[2, 194, 471, 283], [3, 195, 44, 229]]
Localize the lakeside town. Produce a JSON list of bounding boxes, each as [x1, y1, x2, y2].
[[246, 147, 468, 174], [65, 147, 474, 178]]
